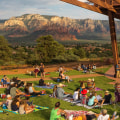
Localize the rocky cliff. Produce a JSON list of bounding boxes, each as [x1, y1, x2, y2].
[[0, 14, 120, 44]]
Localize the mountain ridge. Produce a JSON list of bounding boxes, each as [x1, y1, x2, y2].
[[0, 14, 120, 45]]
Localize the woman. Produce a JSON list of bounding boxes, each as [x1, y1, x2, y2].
[[60, 71, 70, 83], [28, 83, 42, 96], [88, 92, 98, 106], [11, 95, 21, 111], [50, 102, 66, 120], [73, 88, 80, 101], [33, 64, 40, 78]]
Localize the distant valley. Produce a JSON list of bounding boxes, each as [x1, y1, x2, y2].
[[0, 14, 120, 45]]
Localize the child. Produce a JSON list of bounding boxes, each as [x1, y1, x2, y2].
[[6, 94, 12, 110], [81, 89, 87, 105], [53, 85, 57, 98]]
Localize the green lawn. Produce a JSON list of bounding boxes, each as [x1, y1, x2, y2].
[[0, 65, 111, 80], [0, 75, 118, 120]]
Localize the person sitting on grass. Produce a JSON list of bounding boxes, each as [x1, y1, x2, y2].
[[101, 91, 112, 106], [39, 77, 48, 86], [97, 109, 119, 120], [56, 83, 71, 99], [59, 71, 70, 83], [1, 75, 8, 87], [52, 85, 57, 98], [28, 83, 42, 96], [81, 89, 88, 105], [50, 102, 67, 120], [79, 82, 85, 94], [10, 83, 25, 98], [19, 100, 34, 114], [11, 95, 21, 111], [73, 88, 80, 101], [88, 92, 98, 107]]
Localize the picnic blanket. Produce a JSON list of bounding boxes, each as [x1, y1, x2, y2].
[[62, 97, 109, 109], [4, 105, 49, 114], [95, 87, 103, 91]]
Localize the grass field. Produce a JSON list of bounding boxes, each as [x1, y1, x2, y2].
[[0, 65, 117, 120]]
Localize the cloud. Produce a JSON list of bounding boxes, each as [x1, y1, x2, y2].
[[0, 0, 109, 20]]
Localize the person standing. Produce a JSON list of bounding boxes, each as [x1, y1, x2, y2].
[[33, 64, 40, 78], [40, 63, 45, 78]]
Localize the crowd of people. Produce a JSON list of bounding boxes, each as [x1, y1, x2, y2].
[[0, 63, 120, 120]]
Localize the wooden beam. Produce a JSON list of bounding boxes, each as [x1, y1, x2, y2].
[[114, 0, 120, 4], [108, 11, 119, 77], [88, 0, 117, 13], [60, 0, 108, 15]]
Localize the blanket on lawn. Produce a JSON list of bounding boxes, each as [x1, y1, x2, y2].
[[62, 97, 109, 109], [25, 94, 46, 97], [64, 110, 95, 119], [35, 84, 67, 89], [95, 87, 103, 91], [4, 105, 49, 114]]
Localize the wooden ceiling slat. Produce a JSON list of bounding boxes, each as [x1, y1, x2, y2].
[[88, 0, 116, 13], [114, 0, 120, 4], [60, 0, 120, 19], [60, 0, 107, 15]]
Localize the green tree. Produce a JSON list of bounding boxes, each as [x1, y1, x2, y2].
[[75, 47, 86, 58], [0, 36, 12, 64], [35, 35, 65, 62]]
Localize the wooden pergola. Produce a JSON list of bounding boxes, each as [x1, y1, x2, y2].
[[60, 0, 120, 77]]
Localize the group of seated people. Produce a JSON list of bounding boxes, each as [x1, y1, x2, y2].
[[51, 80, 112, 108], [77, 63, 96, 73], [50, 102, 119, 120], [0, 76, 46, 114]]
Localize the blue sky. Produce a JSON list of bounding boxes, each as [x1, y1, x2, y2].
[[0, 0, 109, 20]]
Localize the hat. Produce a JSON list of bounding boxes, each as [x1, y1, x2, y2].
[[87, 79, 91, 82], [81, 89, 87, 95], [105, 90, 109, 93], [7, 94, 11, 98], [102, 109, 107, 115], [57, 83, 63, 87]]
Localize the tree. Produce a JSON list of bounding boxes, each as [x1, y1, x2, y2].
[[74, 47, 86, 58], [0, 36, 12, 63], [35, 35, 65, 62]]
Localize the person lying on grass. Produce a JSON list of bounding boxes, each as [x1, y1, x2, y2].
[[27, 83, 43, 96], [10, 83, 25, 98], [50, 102, 67, 120], [19, 100, 34, 114]]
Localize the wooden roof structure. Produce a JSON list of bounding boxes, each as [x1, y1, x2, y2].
[[60, 0, 120, 77]]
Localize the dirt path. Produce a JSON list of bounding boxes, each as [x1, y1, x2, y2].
[[20, 73, 104, 82], [105, 66, 120, 84]]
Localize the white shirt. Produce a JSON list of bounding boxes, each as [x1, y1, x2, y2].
[[73, 91, 79, 101], [97, 114, 109, 120]]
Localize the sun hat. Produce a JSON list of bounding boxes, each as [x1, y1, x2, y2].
[[87, 79, 92, 82], [105, 90, 109, 93], [57, 83, 63, 87], [7, 94, 11, 98], [81, 89, 87, 95]]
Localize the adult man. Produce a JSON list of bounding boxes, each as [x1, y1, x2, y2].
[[101, 91, 112, 106], [56, 83, 70, 99]]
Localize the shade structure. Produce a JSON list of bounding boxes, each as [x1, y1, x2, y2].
[[60, 0, 120, 77]]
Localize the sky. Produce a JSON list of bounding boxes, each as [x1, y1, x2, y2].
[[0, 0, 109, 20]]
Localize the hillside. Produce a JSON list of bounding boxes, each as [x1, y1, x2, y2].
[[0, 14, 120, 45]]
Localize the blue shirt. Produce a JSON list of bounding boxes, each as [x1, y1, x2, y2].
[[88, 96, 96, 106]]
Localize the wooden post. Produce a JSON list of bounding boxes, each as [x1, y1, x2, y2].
[[108, 11, 119, 77]]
